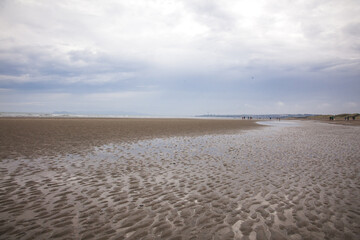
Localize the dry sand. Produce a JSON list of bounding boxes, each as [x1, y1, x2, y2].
[[0, 119, 359, 240]]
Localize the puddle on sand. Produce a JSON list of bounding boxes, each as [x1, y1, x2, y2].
[[256, 120, 301, 127]]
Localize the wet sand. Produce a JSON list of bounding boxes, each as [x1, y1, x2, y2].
[[0, 118, 259, 160], [319, 120, 360, 126], [293, 119, 360, 127], [0, 119, 360, 239]]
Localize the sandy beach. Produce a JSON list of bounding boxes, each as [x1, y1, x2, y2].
[[0, 118, 359, 239], [290, 117, 360, 127], [317, 119, 360, 126], [0, 118, 259, 160]]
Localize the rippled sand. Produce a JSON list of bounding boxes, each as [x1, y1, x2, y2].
[[0, 120, 359, 239]]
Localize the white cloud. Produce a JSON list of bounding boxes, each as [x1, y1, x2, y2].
[[2, 0, 359, 73]]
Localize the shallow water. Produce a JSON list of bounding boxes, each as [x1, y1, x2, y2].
[[256, 120, 301, 127], [0, 121, 359, 239]]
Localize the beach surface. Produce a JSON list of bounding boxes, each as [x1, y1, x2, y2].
[[0, 118, 259, 160], [0, 118, 359, 239], [316, 119, 360, 126]]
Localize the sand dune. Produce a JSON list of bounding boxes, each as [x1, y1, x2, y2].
[[0, 119, 359, 239]]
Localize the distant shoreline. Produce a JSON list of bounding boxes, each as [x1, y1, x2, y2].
[[0, 112, 318, 119], [288, 113, 360, 126], [297, 119, 360, 126]]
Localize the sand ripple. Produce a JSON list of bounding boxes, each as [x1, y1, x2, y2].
[[0, 121, 359, 239]]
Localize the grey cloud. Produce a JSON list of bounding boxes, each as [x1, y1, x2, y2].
[[0, 0, 359, 115], [0, 44, 145, 85], [343, 22, 360, 37], [301, 23, 324, 39], [183, 0, 236, 31]]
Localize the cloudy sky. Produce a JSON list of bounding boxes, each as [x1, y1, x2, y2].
[[0, 0, 359, 115]]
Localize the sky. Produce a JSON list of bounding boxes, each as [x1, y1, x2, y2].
[[0, 0, 359, 115]]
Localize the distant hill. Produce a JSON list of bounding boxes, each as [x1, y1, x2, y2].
[[303, 113, 360, 120], [52, 111, 73, 115], [196, 114, 316, 119]]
